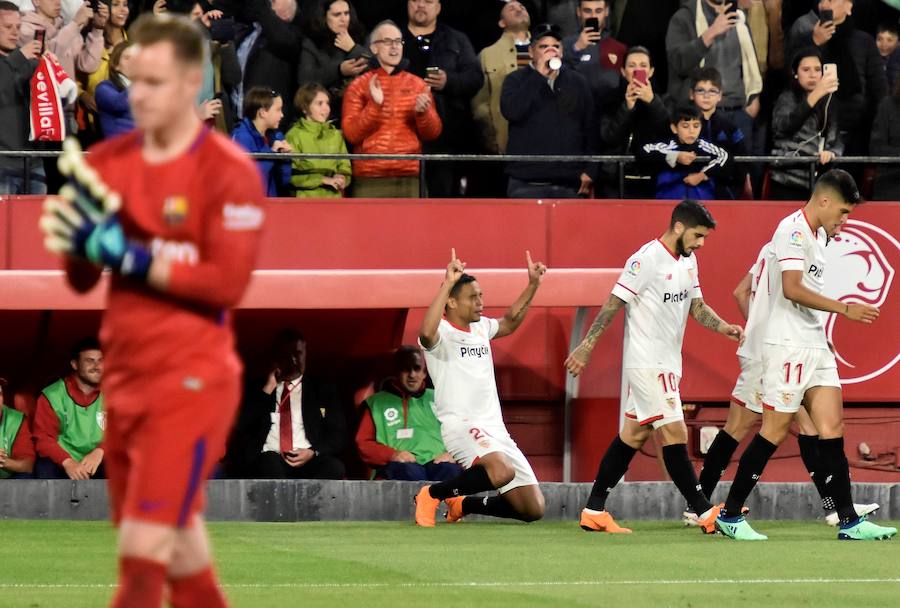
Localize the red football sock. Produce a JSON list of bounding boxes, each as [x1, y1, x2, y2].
[[169, 566, 228, 608], [110, 557, 167, 608]]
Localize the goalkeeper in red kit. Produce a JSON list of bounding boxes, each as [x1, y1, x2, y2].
[[38, 14, 265, 608]]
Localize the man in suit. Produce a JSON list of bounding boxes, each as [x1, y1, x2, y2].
[[226, 329, 346, 479]]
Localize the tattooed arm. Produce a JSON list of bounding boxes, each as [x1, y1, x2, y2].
[[690, 297, 744, 342], [497, 251, 547, 337], [564, 295, 628, 376]]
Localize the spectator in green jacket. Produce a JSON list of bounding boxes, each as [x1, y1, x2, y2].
[[285, 83, 352, 197], [355, 345, 461, 481]]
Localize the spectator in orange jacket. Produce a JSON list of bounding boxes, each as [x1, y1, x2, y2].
[[342, 19, 441, 198]]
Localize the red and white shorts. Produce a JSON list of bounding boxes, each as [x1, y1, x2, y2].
[[441, 421, 538, 494], [624, 368, 683, 430], [761, 344, 841, 413], [731, 356, 764, 414]]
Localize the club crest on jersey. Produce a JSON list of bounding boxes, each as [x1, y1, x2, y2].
[[162, 195, 189, 226], [628, 260, 641, 275], [384, 407, 399, 423], [790, 230, 804, 247]]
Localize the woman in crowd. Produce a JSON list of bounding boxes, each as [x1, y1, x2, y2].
[[95, 40, 137, 138], [80, 0, 129, 136], [769, 47, 841, 200], [298, 0, 370, 121], [870, 79, 900, 200], [285, 83, 352, 198], [232, 87, 293, 197]]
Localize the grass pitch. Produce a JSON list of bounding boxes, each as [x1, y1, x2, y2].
[[1, 519, 898, 607]]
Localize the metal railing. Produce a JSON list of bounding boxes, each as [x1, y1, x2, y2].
[[4, 150, 900, 198]]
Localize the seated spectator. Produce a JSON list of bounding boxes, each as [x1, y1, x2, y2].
[[95, 40, 135, 138], [402, 0, 483, 197], [298, 0, 370, 122], [502, 22, 596, 199], [33, 338, 105, 480], [0, 3, 44, 195], [597, 45, 670, 198], [787, 1, 886, 157], [687, 66, 747, 198], [471, 0, 531, 156], [0, 377, 35, 478], [562, 0, 626, 109], [638, 105, 731, 200], [232, 86, 293, 196], [285, 83, 352, 197], [869, 80, 900, 200], [233, 0, 303, 131], [342, 19, 441, 198], [356, 346, 462, 481], [226, 329, 346, 480], [770, 47, 841, 200], [876, 21, 900, 90]]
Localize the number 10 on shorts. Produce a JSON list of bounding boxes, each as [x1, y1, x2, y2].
[[657, 372, 678, 393]]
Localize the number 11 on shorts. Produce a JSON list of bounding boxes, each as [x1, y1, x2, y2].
[[783, 362, 803, 384]]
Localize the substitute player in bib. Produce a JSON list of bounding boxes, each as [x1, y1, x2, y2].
[[716, 170, 896, 541], [414, 249, 547, 526], [691, 241, 878, 527], [565, 199, 744, 534], [38, 14, 265, 607]]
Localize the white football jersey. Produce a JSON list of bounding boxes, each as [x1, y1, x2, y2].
[[611, 239, 701, 376], [421, 317, 505, 427], [736, 242, 774, 361], [763, 210, 830, 349]]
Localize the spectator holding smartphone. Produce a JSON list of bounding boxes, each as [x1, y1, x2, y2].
[[787, 0, 886, 158], [769, 47, 841, 200], [562, 0, 626, 108], [232, 86, 293, 196], [1, 1, 45, 194], [285, 83, 352, 198], [298, 0, 369, 123]]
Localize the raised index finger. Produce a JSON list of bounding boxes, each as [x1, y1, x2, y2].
[[526, 250, 533, 267], [451, 247, 457, 262]]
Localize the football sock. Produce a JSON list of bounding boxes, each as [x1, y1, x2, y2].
[[111, 557, 167, 608], [462, 495, 526, 521], [585, 436, 637, 511], [698, 430, 739, 500], [817, 437, 857, 525], [428, 465, 495, 500], [169, 566, 228, 608], [662, 443, 713, 515], [723, 434, 777, 518], [797, 433, 835, 511]]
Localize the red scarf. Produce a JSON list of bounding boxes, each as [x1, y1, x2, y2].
[[30, 56, 70, 142]]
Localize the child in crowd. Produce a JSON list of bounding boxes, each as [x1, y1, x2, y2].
[[876, 22, 900, 90], [638, 105, 731, 200], [285, 83, 352, 198], [231, 87, 292, 196], [687, 67, 746, 199]]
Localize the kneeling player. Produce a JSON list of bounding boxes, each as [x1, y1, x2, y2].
[[716, 170, 896, 541], [414, 249, 546, 526], [565, 199, 744, 534]]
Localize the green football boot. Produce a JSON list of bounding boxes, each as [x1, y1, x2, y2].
[[715, 515, 768, 540], [838, 516, 897, 541]]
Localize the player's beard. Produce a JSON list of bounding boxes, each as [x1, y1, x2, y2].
[[676, 235, 692, 257]]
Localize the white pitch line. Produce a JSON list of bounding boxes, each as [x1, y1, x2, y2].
[[0, 579, 898, 590]]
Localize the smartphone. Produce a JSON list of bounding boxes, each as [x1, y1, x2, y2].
[[34, 28, 45, 55], [633, 68, 648, 86], [823, 63, 837, 79], [426, 66, 441, 76], [819, 9, 833, 23], [585, 17, 600, 32]]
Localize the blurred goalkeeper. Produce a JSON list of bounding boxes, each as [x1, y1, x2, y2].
[[38, 13, 265, 608]]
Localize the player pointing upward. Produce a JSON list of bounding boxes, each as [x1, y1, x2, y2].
[[566, 199, 743, 534], [414, 249, 547, 526], [39, 14, 265, 607]]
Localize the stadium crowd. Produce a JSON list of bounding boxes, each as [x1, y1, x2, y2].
[[2, 0, 900, 199]]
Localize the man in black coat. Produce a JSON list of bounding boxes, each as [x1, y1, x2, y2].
[[225, 329, 346, 479], [402, 0, 484, 197]]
